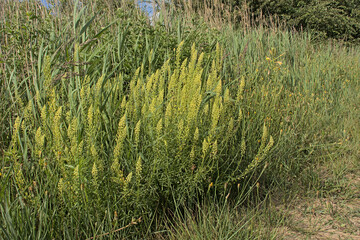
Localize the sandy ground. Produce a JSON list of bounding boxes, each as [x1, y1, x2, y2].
[[276, 173, 360, 240]]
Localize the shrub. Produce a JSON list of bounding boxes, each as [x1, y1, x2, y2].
[[3, 42, 274, 238], [218, 0, 360, 41]]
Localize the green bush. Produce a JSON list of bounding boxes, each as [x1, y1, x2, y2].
[[225, 0, 360, 41], [3, 42, 274, 238]]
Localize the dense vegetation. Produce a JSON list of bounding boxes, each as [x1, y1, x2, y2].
[[176, 0, 360, 41], [1, 0, 359, 239]]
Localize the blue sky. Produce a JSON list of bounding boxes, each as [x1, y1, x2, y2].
[[39, 0, 154, 17], [138, 1, 154, 16], [40, 0, 49, 7]]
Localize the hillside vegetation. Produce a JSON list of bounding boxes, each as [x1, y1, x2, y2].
[[175, 0, 360, 41], [0, 0, 359, 239]]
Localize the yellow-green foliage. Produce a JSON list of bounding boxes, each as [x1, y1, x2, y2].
[[7, 42, 274, 221]]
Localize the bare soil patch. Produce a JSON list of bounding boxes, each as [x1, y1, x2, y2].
[[275, 159, 360, 239]]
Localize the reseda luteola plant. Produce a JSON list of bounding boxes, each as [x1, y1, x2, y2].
[[7, 42, 274, 224]]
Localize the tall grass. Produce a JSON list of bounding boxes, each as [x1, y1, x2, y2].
[[1, 0, 359, 238]]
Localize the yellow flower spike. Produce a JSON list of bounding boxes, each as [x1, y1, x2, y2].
[[92, 162, 98, 180], [156, 89, 164, 106], [238, 108, 243, 121], [134, 120, 141, 147], [35, 127, 45, 158], [211, 140, 218, 159], [236, 77, 245, 102], [207, 60, 218, 91], [74, 165, 80, 182], [111, 159, 120, 176], [123, 172, 133, 193], [259, 123, 268, 152], [80, 85, 88, 107], [215, 80, 222, 96], [145, 73, 155, 95], [156, 118, 163, 137], [120, 96, 127, 110], [188, 43, 198, 76], [190, 147, 195, 161], [204, 104, 209, 116], [135, 156, 142, 184], [193, 70, 203, 95], [47, 88, 57, 117], [202, 137, 210, 158], [87, 104, 94, 131], [165, 101, 173, 128], [177, 119, 184, 140], [53, 106, 63, 152], [227, 117, 234, 136], [95, 75, 104, 97], [22, 101, 33, 131], [77, 140, 84, 157], [195, 52, 205, 73], [211, 98, 221, 133], [224, 88, 230, 103], [149, 97, 157, 115], [67, 116, 77, 142], [176, 41, 185, 68], [240, 137, 246, 158], [193, 127, 199, 143], [186, 95, 200, 130], [10, 116, 21, 148], [90, 143, 98, 160], [113, 113, 127, 159]]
